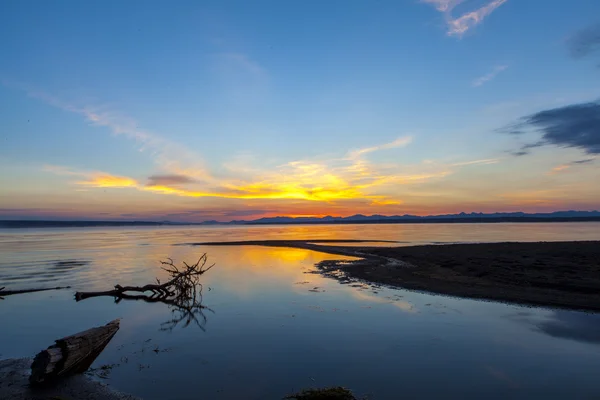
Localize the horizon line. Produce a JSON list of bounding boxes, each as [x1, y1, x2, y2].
[[1, 209, 600, 225]]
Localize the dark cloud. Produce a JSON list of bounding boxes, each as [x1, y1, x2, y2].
[[505, 101, 600, 155], [505, 140, 546, 157], [147, 174, 196, 186], [568, 23, 600, 59], [571, 158, 595, 164]]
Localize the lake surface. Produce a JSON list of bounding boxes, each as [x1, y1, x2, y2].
[[1, 223, 600, 399]]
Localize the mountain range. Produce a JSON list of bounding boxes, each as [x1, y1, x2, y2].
[[202, 210, 600, 225]]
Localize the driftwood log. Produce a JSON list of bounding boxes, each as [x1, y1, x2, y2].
[[0, 286, 71, 299], [30, 319, 120, 385]]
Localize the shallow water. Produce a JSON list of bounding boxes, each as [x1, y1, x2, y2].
[[1, 223, 599, 399]]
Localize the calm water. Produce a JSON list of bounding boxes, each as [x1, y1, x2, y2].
[[1, 223, 600, 399]]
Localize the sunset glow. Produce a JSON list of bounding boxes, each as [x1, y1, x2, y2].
[[1, 1, 599, 221]]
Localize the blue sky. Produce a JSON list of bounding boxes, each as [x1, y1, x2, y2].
[[1, 0, 599, 221]]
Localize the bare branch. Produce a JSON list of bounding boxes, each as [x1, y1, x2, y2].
[[75, 256, 214, 330]]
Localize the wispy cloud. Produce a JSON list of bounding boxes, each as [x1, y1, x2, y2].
[[45, 148, 497, 207], [549, 164, 570, 174], [422, 0, 465, 12], [450, 158, 500, 167], [548, 157, 596, 175], [146, 174, 197, 187], [422, 0, 508, 37], [4, 82, 213, 183], [348, 136, 413, 159], [21, 84, 501, 216], [44, 165, 139, 188], [472, 65, 508, 87]]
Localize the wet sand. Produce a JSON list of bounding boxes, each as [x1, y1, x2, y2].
[[191, 240, 600, 312], [0, 358, 139, 400]]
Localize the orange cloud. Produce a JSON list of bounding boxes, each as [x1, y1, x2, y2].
[[45, 149, 498, 209], [78, 174, 138, 188], [550, 164, 570, 174], [44, 165, 139, 188]]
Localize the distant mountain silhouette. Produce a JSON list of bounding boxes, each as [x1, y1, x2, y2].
[[239, 210, 600, 225], [1, 210, 600, 228]]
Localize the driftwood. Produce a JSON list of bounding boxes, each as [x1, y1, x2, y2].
[[30, 319, 120, 385], [0, 286, 71, 299], [75, 255, 214, 330]]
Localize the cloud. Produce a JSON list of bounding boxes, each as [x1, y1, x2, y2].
[[79, 174, 138, 188], [24, 86, 499, 214], [422, 0, 508, 37], [571, 158, 595, 164], [45, 149, 496, 207], [348, 136, 413, 159], [506, 101, 600, 155], [44, 165, 139, 188], [548, 157, 596, 174], [506, 141, 545, 156], [447, 0, 507, 37], [4, 83, 213, 183], [567, 23, 600, 59], [422, 0, 465, 12], [472, 65, 508, 87], [17, 84, 474, 210], [450, 158, 500, 167], [147, 174, 197, 186], [511, 150, 529, 157], [550, 164, 570, 174]]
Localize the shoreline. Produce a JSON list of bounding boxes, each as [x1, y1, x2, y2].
[[189, 240, 600, 312]]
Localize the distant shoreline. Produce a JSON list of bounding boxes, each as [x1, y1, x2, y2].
[[188, 239, 600, 312], [2, 216, 600, 229]]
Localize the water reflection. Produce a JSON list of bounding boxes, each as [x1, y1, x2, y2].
[[0, 258, 91, 287], [510, 310, 600, 344], [2, 226, 600, 399], [198, 245, 357, 297], [351, 290, 417, 314], [484, 365, 520, 389]]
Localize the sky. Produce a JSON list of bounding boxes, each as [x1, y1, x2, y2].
[[1, 0, 600, 222]]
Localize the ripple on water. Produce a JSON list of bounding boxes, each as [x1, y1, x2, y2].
[[0, 259, 91, 289]]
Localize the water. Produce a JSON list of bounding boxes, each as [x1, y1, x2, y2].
[[1, 223, 599, 399]]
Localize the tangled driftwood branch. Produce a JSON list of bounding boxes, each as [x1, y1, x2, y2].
[[75, 255, 214, 330]]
